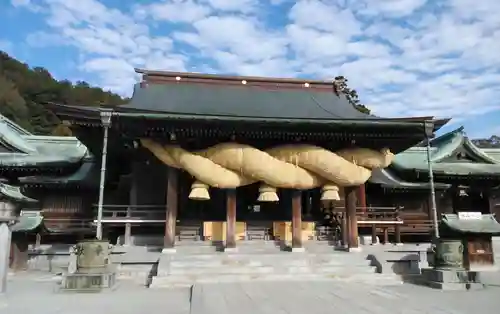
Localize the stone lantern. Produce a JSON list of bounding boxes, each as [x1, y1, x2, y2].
[[0, 200, 20, 293]]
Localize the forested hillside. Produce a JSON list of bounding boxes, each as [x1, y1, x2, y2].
[[472, 135, 500, 148], [0, 51, 127, 135]]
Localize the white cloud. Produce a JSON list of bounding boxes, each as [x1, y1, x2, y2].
[[358, 0, 428, 17], [9, 0, 500, 129], [137, 0, 211, 23], [201, 0, 258, 12]]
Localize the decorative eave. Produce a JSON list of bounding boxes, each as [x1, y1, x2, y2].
[[42, 103, 105, 127], [440, 214, 500, 235], [18, 159, 99, 189], [390, 126, 500, 177], [11, 211, 43, 232], [369, 168, 450, 190], [0, 182, 38, 203]]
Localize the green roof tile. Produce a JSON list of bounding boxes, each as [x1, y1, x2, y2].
[[0, 182, 37, 202], [0, 114, 89, 168], [11, 211, 43, 232], [440, 214, 500, 234]]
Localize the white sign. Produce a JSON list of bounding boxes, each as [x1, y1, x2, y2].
[[458, 212, 482, 220]]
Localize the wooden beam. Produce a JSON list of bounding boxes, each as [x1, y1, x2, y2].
[[226, 189, 237, 249], [291, 190, 303, 250], [164, 167, 179, 250], [344, 186, 359, 250]]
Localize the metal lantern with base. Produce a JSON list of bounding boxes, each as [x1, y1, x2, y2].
[[60, 239, 116, 292], [422, 212, 500, 289]]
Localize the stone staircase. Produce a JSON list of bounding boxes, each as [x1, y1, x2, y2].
[[150, 241, 402, 288]]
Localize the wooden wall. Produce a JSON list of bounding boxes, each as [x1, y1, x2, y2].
[[490, 194, 500, 222], [133, 149, 168, 206]]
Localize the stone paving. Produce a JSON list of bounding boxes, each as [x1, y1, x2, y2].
[[191, 281, 500, 314], [0, 273, 191, 314], [2, 273, 500, 314]]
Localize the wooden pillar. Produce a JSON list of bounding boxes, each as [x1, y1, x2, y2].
[[344, 186, 359, 251], [10, 233, 28, 271], [394, 209, 402, 245], [395, 224, 402, 244], [357, 184, 367, 212], [163, 167, 178, 252], [382, 227, 389, 244], [341, 213, 348, 247], [291, 190, 303, 251], [371, 224, 377, 245], [225, 189, 237, 250]]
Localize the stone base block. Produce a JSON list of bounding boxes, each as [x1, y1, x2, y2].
[[291, 247, 305, 253], [347, 247, 362, 252], [421, 268, 481, 283], [359, 235, 378, 245], [161, 248, 177, 254], [60, 271, 116, 292], [223, 247, 238, 253], [419, 268, 485, 290], [423, 280, 485, 290]]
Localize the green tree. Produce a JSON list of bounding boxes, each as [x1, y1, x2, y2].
[[333, 76, 371, 114], [472, 135, 500, 148], [0, 51, 128, 135], [0, 75, 33, 131]]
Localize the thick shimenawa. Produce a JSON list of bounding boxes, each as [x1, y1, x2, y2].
[[141, 139, 394, 202]]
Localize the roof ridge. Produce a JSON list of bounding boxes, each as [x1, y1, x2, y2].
[[136, 68, 335, 86], [0, 114, 32, 136]]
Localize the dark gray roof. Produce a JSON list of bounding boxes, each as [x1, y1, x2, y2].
[[122, 83, 378, 120]]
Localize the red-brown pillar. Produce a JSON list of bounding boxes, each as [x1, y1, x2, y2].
[[357, 184, 367, 212], [10, 234, 28, 271], [341, 213, 348, 247], [344, 186, 360, 251], [291, 190, 304, 251], [225, 189, 237, 250], [163, 167, 178, 252]]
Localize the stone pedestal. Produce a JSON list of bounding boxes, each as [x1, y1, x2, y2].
[[420, 268, 485, 290], [61, 271, 116, 291], [0, 223, 11, 294]]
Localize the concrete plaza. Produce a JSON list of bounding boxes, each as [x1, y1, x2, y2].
[[1, 273, 500, 314]]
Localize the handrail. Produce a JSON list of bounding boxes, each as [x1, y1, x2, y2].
[[43, 218, 95, 230], [329, 206, 399, 211], [357, 220, 403, 225], [91, 204, 165, 209]]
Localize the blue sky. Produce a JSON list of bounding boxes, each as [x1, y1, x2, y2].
[[1, 0, 500, 138]]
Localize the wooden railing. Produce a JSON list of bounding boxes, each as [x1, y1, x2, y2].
[[91, 205, 166, 224], [356, 210, 402, 244], [43, 218, 95, 234]]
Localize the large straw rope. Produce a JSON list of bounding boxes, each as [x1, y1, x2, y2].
[[140, 140, 394, 202]]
